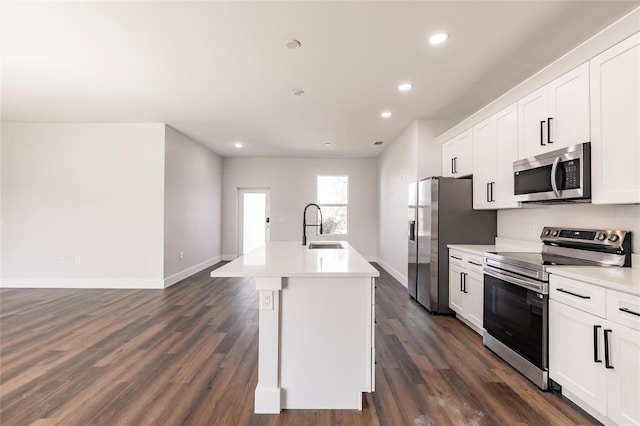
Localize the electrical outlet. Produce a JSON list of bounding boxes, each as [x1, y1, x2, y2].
[[260, 291, 273, 310], [75, 256, 82, 265], [179, 251, 184, 260]]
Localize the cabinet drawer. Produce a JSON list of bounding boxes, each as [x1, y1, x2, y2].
[[465, 254, 484, 274], [449, 250, 466, 267], [607, 290, 640, 332], [550, 275, 606, 318]]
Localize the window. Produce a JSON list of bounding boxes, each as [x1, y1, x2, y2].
[[317, 175, 348, 234]]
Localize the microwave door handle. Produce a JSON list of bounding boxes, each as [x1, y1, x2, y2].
[[551, 156, 561, 198]]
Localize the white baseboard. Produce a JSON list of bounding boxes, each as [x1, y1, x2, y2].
[[0, 278, 164, 289], [164, 256, 221, 288], [376, 258, 407, 288], [222, 254, 237, 261]]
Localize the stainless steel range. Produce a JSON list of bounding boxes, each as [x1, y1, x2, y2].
[[482, 227, 631, 390]]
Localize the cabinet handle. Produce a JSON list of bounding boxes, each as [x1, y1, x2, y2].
[[619, 307, 640, 317], [604, 329, 614, 369], [463, 273, 468, 293], [540, 120, 546, 146], [593, 325, 602, 363], [453, 157, 458, 174], [468, 261, 482, 267], [486, 182, 491, 202], [451, 255, 462, 261], [547, 117, 553, 144], [556, 288, 590, 299], [451, 158, 455, 174], [491, 182, 495, 202], [460, 272, 464, 292]]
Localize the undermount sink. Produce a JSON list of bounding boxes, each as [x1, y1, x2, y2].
[[308, 242, 344, 250]]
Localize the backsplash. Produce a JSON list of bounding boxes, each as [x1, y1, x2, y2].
[[498, 204, 640, 253]]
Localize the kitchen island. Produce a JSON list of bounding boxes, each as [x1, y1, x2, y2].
[[210, 241, 379, 413]]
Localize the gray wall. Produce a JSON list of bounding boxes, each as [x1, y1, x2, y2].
[[1, 123, 166, 288], [163, 126, 223, 286], [222, 157, 378, 260]]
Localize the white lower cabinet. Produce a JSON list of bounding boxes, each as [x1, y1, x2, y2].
[[549, 300, 608, 414], [549, 275, 640, 425], [448, 250, 484, 334]]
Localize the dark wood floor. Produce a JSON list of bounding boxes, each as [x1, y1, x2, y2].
[[0, 263, 598, 425]]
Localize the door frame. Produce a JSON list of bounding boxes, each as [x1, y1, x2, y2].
[[237, 188, 271, 256]]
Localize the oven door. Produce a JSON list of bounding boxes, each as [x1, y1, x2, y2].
[[513, 142, 590, 202], [483, 269, 548, 370]]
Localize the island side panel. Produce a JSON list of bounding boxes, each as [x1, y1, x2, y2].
[[280, 276, 373, 410], [254, 277, 283, 414]]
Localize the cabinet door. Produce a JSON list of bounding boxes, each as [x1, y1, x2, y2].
[[547, 62, 590, 150], [472, 117, 496, 209], [493, 103, 520, 209], [454, 130, 473, 177], [465, 271, 483, 331], [443, 130, 473, 178], [442, 138, 457, 177], [518, 86, 548, 159], [590, 33, 640, 204], [448, 263, 465, 314], [607, 321, 640, 426], [549, 300, 608, 416]]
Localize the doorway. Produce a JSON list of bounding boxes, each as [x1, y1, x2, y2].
[[238, 188, 270, 256]]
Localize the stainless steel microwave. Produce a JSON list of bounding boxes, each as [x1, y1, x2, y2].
[[513, 142, 591, 203]]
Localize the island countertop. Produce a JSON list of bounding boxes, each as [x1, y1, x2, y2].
[[210, 241, 379, 278]]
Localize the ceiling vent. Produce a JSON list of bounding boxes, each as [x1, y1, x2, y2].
[[374, 141, 384, 145]]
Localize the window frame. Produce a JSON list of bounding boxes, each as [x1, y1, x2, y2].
[[316, 174, 349, 235]]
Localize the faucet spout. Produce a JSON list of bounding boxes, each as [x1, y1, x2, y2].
[[302, 203, 323, 245]]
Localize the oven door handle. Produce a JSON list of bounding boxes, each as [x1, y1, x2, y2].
[[483, 266, 547, 294], [550, 156, 561, 198]]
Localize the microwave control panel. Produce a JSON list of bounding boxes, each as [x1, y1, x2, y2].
[[560, 160, 580, 189]]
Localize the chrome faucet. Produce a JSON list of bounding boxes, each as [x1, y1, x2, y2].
[[302, 203, 323, 245]]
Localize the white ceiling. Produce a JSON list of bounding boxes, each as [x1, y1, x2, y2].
[[1, 1, 637, 158]]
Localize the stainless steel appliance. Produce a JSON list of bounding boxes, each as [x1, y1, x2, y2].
[[408, 177, 497, 313], [513, 142, 591, 203], [483, 227, 631, 390]]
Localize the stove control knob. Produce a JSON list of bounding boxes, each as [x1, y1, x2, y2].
[[596, 233, 607, 241], [608, 234, 620, 243], [543, 229, 551, 236], [551, 230, 559, 237]]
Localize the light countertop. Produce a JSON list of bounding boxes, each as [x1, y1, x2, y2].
[[447, 245, 497, 257], [210, 241, 379, 278], [547, 266, 640, 296]]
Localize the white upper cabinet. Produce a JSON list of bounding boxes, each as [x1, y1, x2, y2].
[[472, 118, 495, 208], [442, 129, 473, 177], [518, 62, 590, 159], [590, 33, 640, 205], [472, 103, 519, 210]]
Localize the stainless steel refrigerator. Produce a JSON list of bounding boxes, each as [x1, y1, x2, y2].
[[408, 177, 497, 313]]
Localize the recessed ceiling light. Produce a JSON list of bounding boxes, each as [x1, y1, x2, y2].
[[293, 89, 305, 96], [429, 33, 449, 45], [380, 111, 392, 119], [324, 142, 331, 148], [285, 39, 301, 49], [398, 83, 413, 92], [234, 142, 243, 148]]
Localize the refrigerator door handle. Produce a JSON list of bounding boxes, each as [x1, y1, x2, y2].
[[409, 221, 416, 241]]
